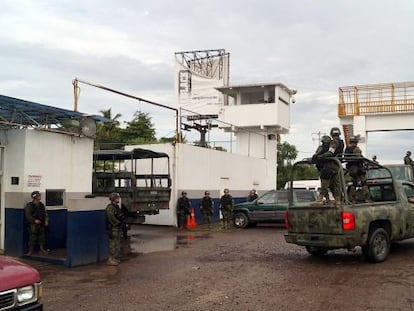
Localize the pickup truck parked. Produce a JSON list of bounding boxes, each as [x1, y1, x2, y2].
[[0, 255, 43, 310], [233, 189, 317, 228], [284, 156, 414, 263]]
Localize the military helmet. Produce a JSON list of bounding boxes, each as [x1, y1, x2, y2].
[[31, 191, 41, 198], [330, 127, 341, 136], [109, 192, 120, 201], [349, 135, 359, 143], [321, 135, 331, 144], [407, 151, 412, 156]]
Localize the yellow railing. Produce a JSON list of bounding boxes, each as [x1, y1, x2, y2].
[[338, 81, 414, 117]]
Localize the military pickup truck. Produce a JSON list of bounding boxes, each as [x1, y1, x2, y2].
[[284, 156, 414, 263]]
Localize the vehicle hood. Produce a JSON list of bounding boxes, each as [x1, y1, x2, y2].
[[234, 201, 255, 209], [0, 256, 41, 291]]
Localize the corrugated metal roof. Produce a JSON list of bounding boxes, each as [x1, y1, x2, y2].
[[0, 94, 109, 130]]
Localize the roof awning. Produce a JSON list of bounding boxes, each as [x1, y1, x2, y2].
[[0, 94, 110, 135]]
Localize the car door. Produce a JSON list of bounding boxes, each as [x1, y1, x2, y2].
[[273, 190, 289, 221], [249, 190, 277, 222]]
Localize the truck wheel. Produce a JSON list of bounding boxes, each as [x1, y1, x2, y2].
[[305, 246, 328, 257], [233, 213, 249, 229], [362, 227, 390, 263]]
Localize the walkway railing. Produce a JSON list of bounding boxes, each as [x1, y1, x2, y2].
[[338, 81, 414, 117]]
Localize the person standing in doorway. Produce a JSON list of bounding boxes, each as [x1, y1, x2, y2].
[[199, 191, 214, 226], [177, 191, 191, 229], [220, 188, 234, 229], [24, 191, 49, 255], [106, 192, 123, 266]]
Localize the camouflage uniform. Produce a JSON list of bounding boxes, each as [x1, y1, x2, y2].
[[24, 196, 49, 254], [314, 128, 344, 205], [106, 199, 123, 263], [246, 190, 258, 202], [200, 192, 214, 225], [220, 189, 234, 229], [177, 192, 191, 229], [345, 139, 370, 203], [404, 151, 414, 166]]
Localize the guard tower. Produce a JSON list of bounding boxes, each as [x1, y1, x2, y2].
[[338, 81, 414, 155]]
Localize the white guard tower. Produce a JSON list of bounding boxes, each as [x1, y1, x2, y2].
[[174, 49, 297, 158]]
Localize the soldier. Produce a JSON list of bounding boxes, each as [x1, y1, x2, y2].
[[372, 155, 379, 164], [344, 135, 371, 203], [106, 192, 123, 266], [404, 151, 414, 166], [220, 188, 234, 229], [246, 189, 258, 202], [312, 135, 332, 204], [24, 191, 49, 255], [312, 127, 344, 206], [177, 191, 191, 229], [199, 191, 214, 226]]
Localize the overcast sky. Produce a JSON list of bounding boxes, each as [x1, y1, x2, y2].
[[1, 0, 414, 163]]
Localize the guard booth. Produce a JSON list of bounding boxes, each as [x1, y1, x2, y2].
[[0, 95, 110, 266]]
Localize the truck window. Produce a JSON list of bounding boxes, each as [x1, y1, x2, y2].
[[402, 183, 414, 199], [368, 184, 396, 202]]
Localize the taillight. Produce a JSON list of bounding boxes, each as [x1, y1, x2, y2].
[[285, 211, 289, 230], [342, 212, 355, 231]]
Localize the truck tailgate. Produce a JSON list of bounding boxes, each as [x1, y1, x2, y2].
[[287, 206, 343, 234]]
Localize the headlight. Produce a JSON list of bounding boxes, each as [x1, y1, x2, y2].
[[17, 285, 35, 303]]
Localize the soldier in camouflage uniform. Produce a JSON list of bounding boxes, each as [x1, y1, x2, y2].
[[24, 191, 49, 255], [313, 127, 344, 206], [199, 191, 214, 226], [404, 151, 414, 166], [344, 135, 371, 203], [106, 192, 124, 266], [312, 135, 332, 203], [220, 188, 234, 229], [177, 191, 191, 229]]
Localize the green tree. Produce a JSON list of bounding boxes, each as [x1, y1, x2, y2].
[[95, 108, 123, 149], [277, 142, 298, 189], [119, 111, 157, 144]]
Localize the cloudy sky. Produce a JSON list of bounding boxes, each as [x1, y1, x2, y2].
[[2, 0, 414, 163]]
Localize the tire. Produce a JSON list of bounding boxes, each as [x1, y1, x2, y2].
[[233, 213, 249, 229], [305, 246, 328, 257], [362, 227, 390, 263]]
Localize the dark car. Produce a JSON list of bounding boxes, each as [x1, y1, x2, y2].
[[233, 189, 317, 228]]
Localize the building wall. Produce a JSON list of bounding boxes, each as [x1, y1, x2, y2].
[[126, 143, 277, 226]]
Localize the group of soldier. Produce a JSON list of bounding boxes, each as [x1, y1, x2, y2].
[[311, 127, 371, 205], [176, 189, 258, 230]]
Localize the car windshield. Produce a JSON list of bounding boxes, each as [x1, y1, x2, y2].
[[257, 191, 278, 204]]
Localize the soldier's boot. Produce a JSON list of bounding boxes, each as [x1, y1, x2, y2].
[[311, 194, 324, 206], [40, 245, 49, 255], [107, 257, 120, 266], [26, 246, 34, 256]]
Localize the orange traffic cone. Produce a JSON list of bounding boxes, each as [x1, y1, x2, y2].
[[186, 208, 197, 229]]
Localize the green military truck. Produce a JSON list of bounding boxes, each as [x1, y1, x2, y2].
[[92, 148, 171, 224], [284, 156, 414, 263]]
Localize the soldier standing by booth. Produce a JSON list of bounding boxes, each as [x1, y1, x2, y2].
[[24, 191, 49, 255], [106, 192, 124, 266], [177, 191, 191, 229]]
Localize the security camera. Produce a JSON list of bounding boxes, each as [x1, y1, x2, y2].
[[291, 96, 296, 104]]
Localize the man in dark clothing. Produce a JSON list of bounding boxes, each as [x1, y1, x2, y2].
[[404, 151, 414, 166], [220, 188, 234, 229], [199, 191, 214, 226], [344, 135, 370, 203], [177, 191, 191, 229], [106, 192, 123, 266], [24, 191, 49, 255], [246, 190, 258, 202]]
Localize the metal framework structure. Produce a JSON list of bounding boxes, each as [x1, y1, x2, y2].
[[338, 81, 414, 117], [175, 49, 229, 80]]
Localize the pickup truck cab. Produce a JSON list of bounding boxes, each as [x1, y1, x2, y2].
[[233, 189, 317, 228], [284, 156, 414, 263], [0, 255, 43, 310]]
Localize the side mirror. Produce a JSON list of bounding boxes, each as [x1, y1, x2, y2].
[[408, 198, 414, 204]]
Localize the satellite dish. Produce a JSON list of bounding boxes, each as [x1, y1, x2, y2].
[[80, 118, 97, 137]]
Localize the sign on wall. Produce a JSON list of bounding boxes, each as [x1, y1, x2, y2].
[[27, 174, 42, 187]]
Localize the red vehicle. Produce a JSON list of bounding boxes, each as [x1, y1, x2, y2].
[[0, 255, 43, 310]]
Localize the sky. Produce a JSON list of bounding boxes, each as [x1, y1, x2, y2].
[[1, 0, 414, 164]]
